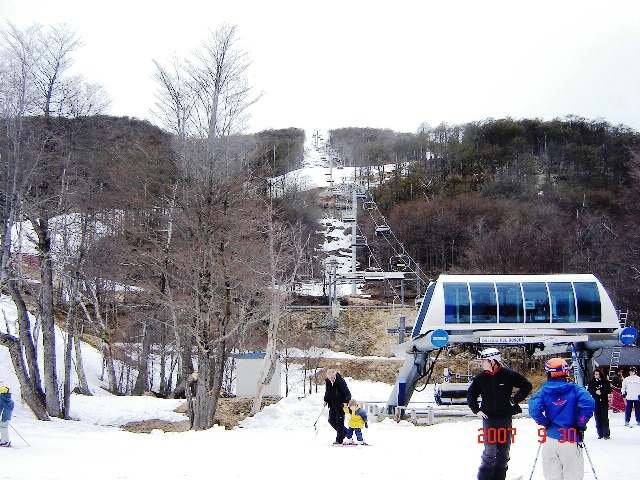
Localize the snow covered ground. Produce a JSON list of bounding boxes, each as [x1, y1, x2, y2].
[[1, 342, 637, 480], [1, 290, 638, 479], [2, 129, 638, 478]]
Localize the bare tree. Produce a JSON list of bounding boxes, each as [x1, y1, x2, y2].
[[251, 202, 307, 414], [0, 23, 51, 419], [0, 22, 41, 116], [152, 56, 196, 140], [152, 23, 261, 140], [139, 152, 271, 429], [31, 23, 83, 117], [0, 21, 112, 418], [56, 77, 111, 117], [1, 21, 109, 118]]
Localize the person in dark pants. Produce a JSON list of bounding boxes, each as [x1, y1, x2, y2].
[[467, 348, 532, 480], [587, 368, 612, 438], [622, 366, 640, 426], [323, 368, 351, 445]]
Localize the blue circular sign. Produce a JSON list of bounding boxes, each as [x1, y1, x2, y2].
[[431, 329, 449, 348], [619, 326, 638, 345]]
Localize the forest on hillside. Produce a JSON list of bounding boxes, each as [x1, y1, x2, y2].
[[325, 119, 640, 330]]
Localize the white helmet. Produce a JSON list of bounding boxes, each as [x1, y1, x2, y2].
[[479, 348, 502, 362]]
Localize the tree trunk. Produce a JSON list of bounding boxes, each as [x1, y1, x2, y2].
[[192, 348, 215, 430], [158, 325, 170, 396], [0, 333, 49, 420], [184, 373, 197, 427], [73, 329, 91, 395], [102, 341, 119, 394], [78, 290, 119, 393], [6, 281, 45, 400], [62, 314, 73, 418], [31, 216, 61, 417], [132, 322, 151, 395], [251, 312, 280, 415]]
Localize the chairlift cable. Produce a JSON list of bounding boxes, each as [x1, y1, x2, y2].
[[363, 200, 429, 286]]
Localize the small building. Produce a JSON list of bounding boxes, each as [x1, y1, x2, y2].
[[594, 345, 640, 377], [234, 351, 282, 398]]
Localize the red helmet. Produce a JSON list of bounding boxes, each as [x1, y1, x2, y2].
[[545, 358, 570, 378]]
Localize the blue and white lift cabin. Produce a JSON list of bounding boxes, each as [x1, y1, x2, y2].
[[387, 273, 638, 413]]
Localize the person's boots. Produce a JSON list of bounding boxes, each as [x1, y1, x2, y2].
[[494, 468, 507, 480]]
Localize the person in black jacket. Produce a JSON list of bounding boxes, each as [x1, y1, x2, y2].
[[587, 368, 612, 439], [467, 348, 533, 480], [323, 368, 352, 445]]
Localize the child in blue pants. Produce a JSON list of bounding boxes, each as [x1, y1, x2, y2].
[[343, 399, 368, 445]]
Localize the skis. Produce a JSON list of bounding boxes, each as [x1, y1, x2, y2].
[[332, 442, 372, 447]]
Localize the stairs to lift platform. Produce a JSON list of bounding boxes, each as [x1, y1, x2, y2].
[[608, 309, 628, 380]]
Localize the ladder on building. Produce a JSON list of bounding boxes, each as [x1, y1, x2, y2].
[[608, 309, 628, 380]]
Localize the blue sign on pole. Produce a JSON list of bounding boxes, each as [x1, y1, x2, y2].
[[620, 326, 638, 345], [431, 329, 449, 348]]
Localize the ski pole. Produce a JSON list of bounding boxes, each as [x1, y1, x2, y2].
[[528, 441, 542, 480], [9, 423, 30, 447], [582, 442, 599, 480], [313, 405, 326, 435]]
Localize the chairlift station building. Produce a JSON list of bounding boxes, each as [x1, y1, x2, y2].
[[387, 273, 638, 413]]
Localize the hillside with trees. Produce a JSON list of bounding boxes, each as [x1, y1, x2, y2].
[[335, 119, 640, 330]]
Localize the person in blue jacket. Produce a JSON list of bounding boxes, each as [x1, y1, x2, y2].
[[528, 358, 595, 480], [0, 382, 15, 448]]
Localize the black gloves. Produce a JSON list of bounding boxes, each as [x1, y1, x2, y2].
[[575, 425, 586, 442], [623, 392, 627, 398], [510, 397, 522, 415], [364, 422, 368, 428]]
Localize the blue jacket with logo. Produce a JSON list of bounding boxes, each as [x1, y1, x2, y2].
[[0, 392, 14, 421], [528, 378, 595, 441]]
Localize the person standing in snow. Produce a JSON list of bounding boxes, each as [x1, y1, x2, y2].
[[0, 382, 15, 447], [467, 348, 532, 480], [323, 368, 351, 445], [343, 399, 368, 445], [586, 368, 611, 438], [528, 358, 595, 480], [622, 366, 640, 427], [610, 367, 626, 413], [611, 368, 623, 389]]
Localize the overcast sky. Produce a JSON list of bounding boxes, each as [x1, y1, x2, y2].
[[2, 0, 639, 134]]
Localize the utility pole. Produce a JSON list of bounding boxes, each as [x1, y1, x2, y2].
[[351, 186, 358, 295]]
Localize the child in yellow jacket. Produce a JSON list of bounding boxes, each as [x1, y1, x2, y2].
[[343, 399, 368, 445]]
